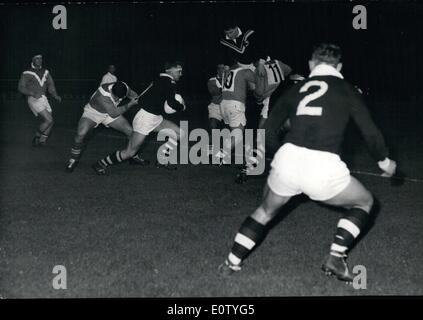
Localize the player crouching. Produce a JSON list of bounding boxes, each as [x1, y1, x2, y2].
[[92, 61, 186, 175], [65, 81, 148, 172]]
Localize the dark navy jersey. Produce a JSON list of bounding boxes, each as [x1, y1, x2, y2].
[[219, 29, 267, 66], [265, 70, 388, 161], [137, 73, 185, 116]]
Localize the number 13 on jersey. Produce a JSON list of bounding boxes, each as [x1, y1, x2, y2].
[[296, 80, 328, 116]]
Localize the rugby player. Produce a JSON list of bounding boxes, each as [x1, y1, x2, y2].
[[18, 54, 61, 147], [100, 64, 117, 85], [92, 61, 186, 175], [207, 64, 226, 155], [217, 59, 266, 167], [220, 22, 268, 73], [65, 81, 148, 172], [219, 43, 397, 282]]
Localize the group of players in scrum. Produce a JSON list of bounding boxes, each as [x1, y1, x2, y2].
[[19, 37, 397, 282]]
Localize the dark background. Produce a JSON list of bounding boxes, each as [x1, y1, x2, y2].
[[1, 2, 422, 96], [1, 1, 422, 136]]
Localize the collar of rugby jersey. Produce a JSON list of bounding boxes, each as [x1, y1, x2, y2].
[[225, 27, 242, 41], [309, 64, 344, 79], [160, 73, 175, 81]]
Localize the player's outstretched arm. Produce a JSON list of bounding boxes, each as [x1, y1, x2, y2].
[[348, 85, 396, 176]]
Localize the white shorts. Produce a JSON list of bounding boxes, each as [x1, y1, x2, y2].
[[267, 143, 351, 201], [238, 63, 256, 72], [28, 95, 52, 116], [260, 97, 270, 119], [208, 102, 223, 121], [81, 104, 119, 128], [220, 100, 246, 127], [133, 108, 163, 136]]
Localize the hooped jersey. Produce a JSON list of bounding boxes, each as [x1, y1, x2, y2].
[[265, 65, 388, 161], [221, 67, 256, 104], [89, 83, 124, 113]]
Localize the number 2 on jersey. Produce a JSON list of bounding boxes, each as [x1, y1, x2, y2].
[[296, 80, 328, 116]]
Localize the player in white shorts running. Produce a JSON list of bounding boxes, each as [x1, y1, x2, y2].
[[18, 54, 62, 147]]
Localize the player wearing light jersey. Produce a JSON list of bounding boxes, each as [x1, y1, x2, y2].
[[257, 59, 292, 128], [217, 61, 266, 167], [18, 54, 61, 147], [65, 81, 147, 172], [219, 43, 397, 282]]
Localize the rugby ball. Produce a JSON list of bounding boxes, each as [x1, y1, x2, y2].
[[164, 93, 185, 114]]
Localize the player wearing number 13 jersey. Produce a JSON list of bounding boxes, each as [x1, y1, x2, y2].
[[219, 44, 397, 283]]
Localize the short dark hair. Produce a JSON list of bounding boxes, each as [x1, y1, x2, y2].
[[111, 81, 128, 98], [223, 17, 239, 31], [164, 61, 183, 71], [311, 43, 342, 66]]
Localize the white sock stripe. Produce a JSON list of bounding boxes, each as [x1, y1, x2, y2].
[[338, 219, 361, 238], [100, 159, 108, 166], [234, 233, 256, 250], [330, 250, 346, 258], [335, 235, 344, 240], [71, 148, 81, 154], [331, 243, 348, 253], [116, 151, 122, 162], [228, 253, 241, 266], [106, 156, 113, 164]]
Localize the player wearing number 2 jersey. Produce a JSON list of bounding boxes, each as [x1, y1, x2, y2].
[[219, 43, 397, 283]]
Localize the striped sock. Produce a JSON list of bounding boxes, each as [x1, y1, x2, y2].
[[330, 208, 369, 256], [227, 217, 267, 266], [39, 133, 49, 143], [99, 150, 124, 167], [70, 142, 84, 160]]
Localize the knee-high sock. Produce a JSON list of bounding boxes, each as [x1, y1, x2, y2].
[[98, 150, 124, 167], [227, 217, 267, 266], [38, 121, 54, 143], [70, 142, 85, 161], [330, 208, 370, 256]]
